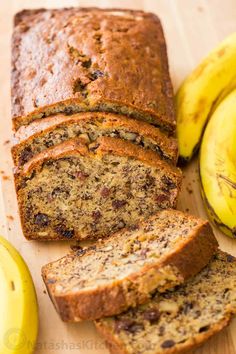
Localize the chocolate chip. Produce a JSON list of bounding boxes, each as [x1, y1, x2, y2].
[[73, 79, 87, 93], [55, 225, 74, 239], [90, 70, 104, 80], [161, 340, 175, 348], [81, 59, 92, 68], [143, 308, 160, 323], [128, 323, 144, 334], [100, 187, 110, 198], [223, 288, 230, 297], [199, 325, 209, 333], [128, 224, 140, 231], [226, 254, 235, 262], [52, 187, 70, 197], [161, 175, 176, 190], [64, 107, 73, 115], [19, 147, 34, 165], [155, 194, 168, 204], [75, 171, 89, 180], [76, 247, 87, 257], [115, 319, 135, 332], [34, 213, 49, 227], [145, 174, 156, 188], [163, 293, 172, 299], [115, 319, 144, 334], [92, 210, 101, 221], [112, 200, 127, 209]]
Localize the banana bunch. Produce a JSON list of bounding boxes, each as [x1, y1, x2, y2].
[[176, 33, 236, 238], [200, 90, 236, 238], [0, 236, 38, 353], [176, 32, 236, 162]]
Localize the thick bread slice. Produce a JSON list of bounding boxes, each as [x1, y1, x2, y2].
[[96, 251, 236, 354], [42, 209, 217, 321], [15, 137, 182, 240], [12, 112, 178, 167], [12, 8, 175, 132]]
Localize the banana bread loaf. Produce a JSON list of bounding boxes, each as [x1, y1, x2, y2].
[[15, 137, 182, 241], [96, 251, 236, 354], [42, 209, 217, 321], [12, 8, 175, 133], [12, 112, 178, 167]]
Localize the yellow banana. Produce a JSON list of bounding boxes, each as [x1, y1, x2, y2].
[[200, 89, 236, 238], [176, 32, 236, 162], [0, 236, 38, 353]]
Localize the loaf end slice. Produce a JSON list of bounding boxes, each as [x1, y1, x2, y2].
[[14, 137, 182, 241], [12, 8, 175, 132], [96, 251, 236, 354], [42, 209, 218, 321]]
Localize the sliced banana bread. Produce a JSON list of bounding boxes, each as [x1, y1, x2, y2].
[[96, 251, 236, 354], [42, 209, 217, 321], [12, 8, 175, 133], [12, 112, 178, 167], [14, 137, 182, 241]]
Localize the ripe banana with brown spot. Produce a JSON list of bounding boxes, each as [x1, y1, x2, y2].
[[200, 89, 236, 238], [176, 32, 236, 162]]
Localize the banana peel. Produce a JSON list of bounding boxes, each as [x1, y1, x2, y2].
[[176, 32, 236, 162], [0, 236, 38, 353], [200, 89, 236, 238]]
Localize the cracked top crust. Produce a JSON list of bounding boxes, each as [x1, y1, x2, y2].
[[12, 7, 175, 132]]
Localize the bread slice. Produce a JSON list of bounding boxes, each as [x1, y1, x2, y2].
[[14, 137, 182, 241], [42, 209, 217, 321], [12, 8, 175, 133], [12, 112, 178, 167], [96, 251, 236, 354]]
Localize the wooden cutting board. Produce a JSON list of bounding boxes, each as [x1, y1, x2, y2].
[[0, 1, 236, 353]]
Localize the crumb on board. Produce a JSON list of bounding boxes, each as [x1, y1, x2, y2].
[[0, 170, 4, 174], [186, 187, 193, 194], [3, 140, 10, 145], [43, 290, 47, 294], [185, 208, 190, 212], [2, 175, 10, 181], [7, 215, 14, 221]]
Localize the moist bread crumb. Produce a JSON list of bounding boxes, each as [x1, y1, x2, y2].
[[42, 209, 217, 321], [15, 137, 182, 241], [12, 112, 178, 167], [96, 251, 236, 354]]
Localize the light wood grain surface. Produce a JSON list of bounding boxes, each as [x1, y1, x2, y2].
[[0, 1, 236, 353]]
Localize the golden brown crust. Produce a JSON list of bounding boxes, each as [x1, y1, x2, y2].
[[41, 210, 217, 321], [12, 112, 178, 167], [161, 222, 217, 280], [12, 8, 175, 132], [95, 314, 232, 354], [95, 320, 129, 354]]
